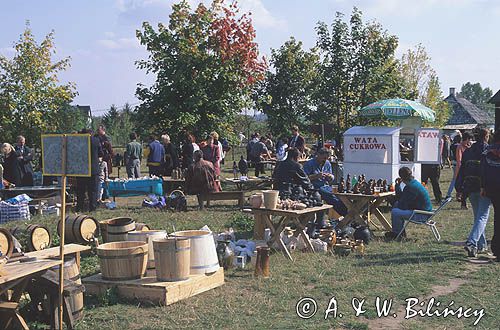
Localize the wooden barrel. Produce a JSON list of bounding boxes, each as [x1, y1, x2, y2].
[[11, 224, 52, 251], [153, 238, 190, 281], [97, 241, 148, 281], [127, 230, 167, 268], [0, 228, 14, 258], [171, 230, 219, 275], [51, 258, 84, 320], [58, 214, 99, 244], [105, 217, 136, 242], [135, 223, 151, 231]]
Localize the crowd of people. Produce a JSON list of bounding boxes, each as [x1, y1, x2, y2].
[[1, 124, 499, 262]]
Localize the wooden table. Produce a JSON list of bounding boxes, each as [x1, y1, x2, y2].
[[223, 177, 273, 191], [0, 185, 69, 215], [334, 192, 394, 231], [0, 244, 90, 329], [247, 205, 332, 261], [0, 259, 62, 329]]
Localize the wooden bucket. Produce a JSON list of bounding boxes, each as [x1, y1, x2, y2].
[[171, 230, 219, 275], [153, 238, 190, 281], [51, 258, 84, 320], [11, 224, 52, 251], [127, 230, 167, 268], [105, 217, 136, 242], [0, 228, 14, 258], [58, 214, 99, 244], [97, 241, 148, 281], [135, 223, 151, 231]]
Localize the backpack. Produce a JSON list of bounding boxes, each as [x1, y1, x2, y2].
[[462, 159, 482, 194]]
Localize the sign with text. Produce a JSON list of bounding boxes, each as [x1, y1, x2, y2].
[[415, 128, 441, 164], [41, 134, 91, 177], [343, 135, 391, 164]]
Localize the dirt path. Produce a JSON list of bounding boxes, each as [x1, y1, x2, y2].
[[364, 260, 491, 330]]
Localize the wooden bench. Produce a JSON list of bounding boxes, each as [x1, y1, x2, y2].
[[198, 191, 245, 209]]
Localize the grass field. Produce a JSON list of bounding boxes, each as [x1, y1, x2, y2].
[[6, 162, 499, 330]]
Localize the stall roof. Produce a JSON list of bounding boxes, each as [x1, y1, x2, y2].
[[344, 126, 401, 135]]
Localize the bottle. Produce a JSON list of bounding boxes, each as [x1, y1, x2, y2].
[[346, 174, 351, 193], [339, 178, 345, 193]]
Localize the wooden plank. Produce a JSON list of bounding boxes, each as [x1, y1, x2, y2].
[[26, 244, 91, 259], [0, 260, 61, 285], [83, 267, 224, 305], [253, 213, 267, 240], [248, 204, 332, 217]]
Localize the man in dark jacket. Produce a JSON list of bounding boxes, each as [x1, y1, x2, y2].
[[481, 130, 500, 262], [76, 129, 103, 212], [456, 128, 490, 257], [14, 135, 34, 186], [289, 125, 305, 154], [389, 167, 432, 239], [272, 148, 312, 192], [97, 125, 113, 174]]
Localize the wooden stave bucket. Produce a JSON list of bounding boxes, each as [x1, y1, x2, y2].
[[127, 230, 167, 268], [10, 224, 52, 251], [50, 258, 84, 320], [58, 214, 99, 244], [105, 217, 136, 242], [171, 230, 219, 275], [97, 241, 148, 281], [135, 223, 151, 231], [0, 228, 14, 258], [153, 237, 190, 282]]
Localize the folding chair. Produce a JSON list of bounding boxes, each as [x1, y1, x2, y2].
[[396, 196, 453, 241]]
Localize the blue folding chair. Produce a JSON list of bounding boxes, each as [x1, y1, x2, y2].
[[396, 196, 453, 241]]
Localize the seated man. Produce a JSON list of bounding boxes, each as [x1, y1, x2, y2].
[[185, 150, 219, 209], [388, 166, 433, 239], [303, 148, 348, 217], [272, 147, 312, 192]]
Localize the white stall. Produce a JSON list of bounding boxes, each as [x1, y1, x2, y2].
[[342, 126, 441, 184]]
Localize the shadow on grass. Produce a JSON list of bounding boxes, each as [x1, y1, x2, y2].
[[356, 249, 464, 267]]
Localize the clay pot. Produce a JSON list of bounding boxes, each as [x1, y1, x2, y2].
[[249, 193, 264, 208]]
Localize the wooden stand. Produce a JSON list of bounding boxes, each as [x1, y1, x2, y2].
[[334, 192, 394, 230], [83, 267, 224, 305]]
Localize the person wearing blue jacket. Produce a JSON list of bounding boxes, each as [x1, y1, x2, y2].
[[388, 166, 432, 239], [481, 130, 500, 262], [147, 135, 165, 176], [456, 128, 490, 257]]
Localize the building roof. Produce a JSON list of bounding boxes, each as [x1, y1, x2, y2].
[[488, 89, 500, 104], [444, 92, 493, 126]]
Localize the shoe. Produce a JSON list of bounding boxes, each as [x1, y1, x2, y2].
[[464, 245, 478, 258]]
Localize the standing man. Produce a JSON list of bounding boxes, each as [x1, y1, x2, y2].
[[456, 128, 490, 257], [481, 130, 500, 262], [76, 129, 103, 212], [97, 125, 113, 175], [289, 125, 305, 154], [14, 135, 34, 186], [249, 136, 271, 177], [161, 134, 179, 176], [125, 132, 142, 179], [421, 164, 442, 204], [146, 135, 165, 176]]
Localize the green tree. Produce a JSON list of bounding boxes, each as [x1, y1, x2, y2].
[[0, 22, 76, 144], [96, 103, 136, 146], [254, 38, 319, 136], [135, 0, 266, 141], [314, 8, 402, 137], [421, 73, 449, 127], [459, 82, 494, 116]]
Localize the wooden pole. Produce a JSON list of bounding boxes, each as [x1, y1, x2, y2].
[[59, 135, 67, 328]]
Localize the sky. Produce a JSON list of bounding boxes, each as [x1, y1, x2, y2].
[[1, 0, 500, 115]]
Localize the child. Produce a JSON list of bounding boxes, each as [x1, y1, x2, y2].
[[98, 157, 109, 202]]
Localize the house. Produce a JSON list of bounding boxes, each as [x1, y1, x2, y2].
[[443, 87, 494, 130], [74, 105, 93, 128], [487, 89, 500, 131]]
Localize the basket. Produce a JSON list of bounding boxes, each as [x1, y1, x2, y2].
[[0, 201, 30, 223]]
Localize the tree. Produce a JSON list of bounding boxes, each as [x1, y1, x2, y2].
[[254, 38, 320, 136], [0, 22, 77, 144], [459, 82, 494, 116], [314, 8, 403, 137], [399, 44, 450, 126], [96, 103, 136, 146], [135, 0, 266, 142]]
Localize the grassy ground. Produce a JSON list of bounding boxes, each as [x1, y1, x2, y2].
[[5, 163, 499, 329]]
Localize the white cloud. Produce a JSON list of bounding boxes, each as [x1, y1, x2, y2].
[[97, 37, 142, 50], [238, 0, 287, 29]]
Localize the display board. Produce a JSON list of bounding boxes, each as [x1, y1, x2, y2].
[[415, 128, 441, 164], [343, 126, 400, 165], [41, 134, 91, 176]]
